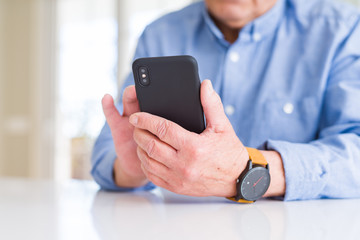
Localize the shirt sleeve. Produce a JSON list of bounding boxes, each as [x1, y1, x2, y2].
[[91, 27, 156, 191], [266, 18, 360, 201]]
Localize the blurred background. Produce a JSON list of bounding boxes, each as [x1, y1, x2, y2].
[[0, 0, 359, 182]]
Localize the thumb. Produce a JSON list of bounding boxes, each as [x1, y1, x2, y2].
[[200, 80, 230, 133], [122, 85, 140, 116], [102, 94, 122, 129]]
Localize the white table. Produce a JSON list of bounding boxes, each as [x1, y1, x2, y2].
[[0, 178, 359, 240]]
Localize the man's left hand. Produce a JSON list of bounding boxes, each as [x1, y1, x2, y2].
[[129, 80, 249, 197]]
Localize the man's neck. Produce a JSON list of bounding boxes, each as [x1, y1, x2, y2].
[[210, 15, 241, 44], [209, 1, 278, 44]]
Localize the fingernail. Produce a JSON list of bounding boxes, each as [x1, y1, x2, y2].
[[103, 93, 113, 101], [129, 115, 138, 125]]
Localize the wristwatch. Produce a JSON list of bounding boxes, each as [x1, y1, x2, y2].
[[227, 147, 270, 203]]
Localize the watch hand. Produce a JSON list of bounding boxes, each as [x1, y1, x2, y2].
[[253, 176, 264, 187]]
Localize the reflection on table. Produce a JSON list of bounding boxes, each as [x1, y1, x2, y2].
[[0, 178, 359, 240]]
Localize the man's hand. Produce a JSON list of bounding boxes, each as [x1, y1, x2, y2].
[[130, 80, 249, 197], [102, 86, 148, 187]]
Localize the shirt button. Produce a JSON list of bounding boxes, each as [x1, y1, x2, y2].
[[225, 105, 235, 116], [229, 52, 239, 62], [253, 33, 262, 42], [283, 103, 294, 114]]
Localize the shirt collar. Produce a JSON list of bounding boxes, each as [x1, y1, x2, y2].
[[202, 0, 286, 45]]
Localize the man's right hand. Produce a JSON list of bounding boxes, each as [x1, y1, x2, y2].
[[102, 86, 148, 187]]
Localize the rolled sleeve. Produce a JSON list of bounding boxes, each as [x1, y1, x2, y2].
[[266, 132, 360, 201], [91, 145, 119, 190], [266, 140, 328, 201]]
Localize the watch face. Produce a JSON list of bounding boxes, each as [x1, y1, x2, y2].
[[240, 167, 270, 201]]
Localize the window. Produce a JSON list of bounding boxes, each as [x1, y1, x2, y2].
[[56, 0, 194, 180]]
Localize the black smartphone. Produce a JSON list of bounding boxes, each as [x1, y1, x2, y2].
[[132, 55, 205, 134]]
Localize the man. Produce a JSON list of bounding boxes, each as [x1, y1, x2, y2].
[[91, 0, 360, 201]]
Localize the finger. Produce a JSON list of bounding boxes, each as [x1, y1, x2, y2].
[[129, 112, 193, 150], [141, 163, 171, 190], [137, 147, 171, 183], [200, 80, 230, 133], [133, 128, 177, 168], [102, 94, 122, 129], [122, 85, 140, 116]]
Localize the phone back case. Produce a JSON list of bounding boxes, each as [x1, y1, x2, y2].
[[132, 55, 205, 134]]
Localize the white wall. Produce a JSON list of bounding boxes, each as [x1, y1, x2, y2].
[[0, 0, 56, 178]]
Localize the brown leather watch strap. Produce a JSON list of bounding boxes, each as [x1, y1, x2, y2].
[[226, 147, 268, 204], [246, 147, 267, 166]]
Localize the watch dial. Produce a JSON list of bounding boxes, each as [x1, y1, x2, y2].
[[240, 167, 270, 201]]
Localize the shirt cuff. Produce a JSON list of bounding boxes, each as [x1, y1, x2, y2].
[[91, 148, 156, 192], [264, 139, 328, 201]]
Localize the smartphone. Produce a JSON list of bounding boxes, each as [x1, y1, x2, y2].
[[132, 55, 205, 134]]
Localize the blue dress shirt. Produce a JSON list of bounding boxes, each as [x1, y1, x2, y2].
[[91, 0, 360, 200]]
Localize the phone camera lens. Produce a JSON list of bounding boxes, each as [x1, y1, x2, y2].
[[138, 66, 150, 86]]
